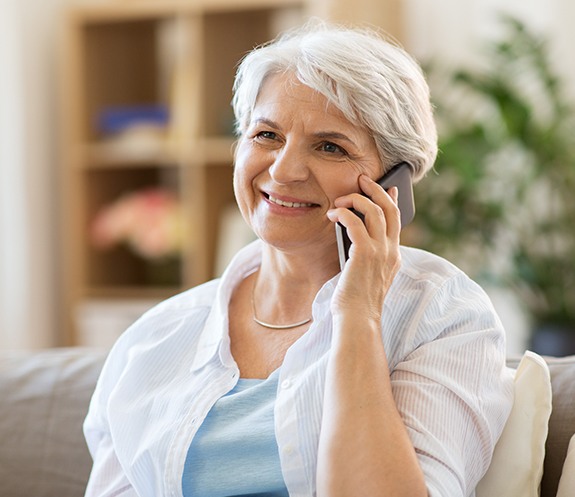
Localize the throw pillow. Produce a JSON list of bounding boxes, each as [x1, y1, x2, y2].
[[476, 350, 552, 497], [556, 434, 575, 497]]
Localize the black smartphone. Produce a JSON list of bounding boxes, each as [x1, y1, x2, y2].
[[335, 162, 415, 270]]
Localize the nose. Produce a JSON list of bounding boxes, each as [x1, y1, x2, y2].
[[268, 142, 310, 184]]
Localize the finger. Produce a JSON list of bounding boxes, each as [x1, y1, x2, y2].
[[388, 185, 399, 204], [333, 194, 387, 241], [359, 176, 401, 239], [327, 206, 367, 232], [328, 207, 370, 267], [384, 186, 401, 240]]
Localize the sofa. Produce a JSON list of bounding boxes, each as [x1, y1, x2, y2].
[[0, 347, 573, 497]]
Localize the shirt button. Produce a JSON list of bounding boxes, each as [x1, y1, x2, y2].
[[283, 445, 294, 455], [281, 379, 292, 389]]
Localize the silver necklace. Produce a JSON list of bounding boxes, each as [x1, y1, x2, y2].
[[251, 280, 312, 330]]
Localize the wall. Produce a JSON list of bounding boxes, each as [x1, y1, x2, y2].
[[0, 1, 29, 348], [404, 0, 575, 97], [0, 0, 74, 348]]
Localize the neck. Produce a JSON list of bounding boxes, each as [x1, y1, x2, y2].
[[251, 243, 339, 327], [259, 242, 340, 287]]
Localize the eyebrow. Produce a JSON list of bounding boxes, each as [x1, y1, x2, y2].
[[253, 117, 280, 129], [313, 131, 357, 146], [252, 118, 358, 147]]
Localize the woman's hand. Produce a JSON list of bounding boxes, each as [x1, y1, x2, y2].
[[327, 174, 402, 323]]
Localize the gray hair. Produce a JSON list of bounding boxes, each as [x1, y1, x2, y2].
[[232, 20, 437, 182]]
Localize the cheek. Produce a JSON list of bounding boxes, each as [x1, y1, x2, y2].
[[320, 155, 382, 203], [321, 171, 361, 205], [233, 163, 251, 220], [233, 144, 263, 225]]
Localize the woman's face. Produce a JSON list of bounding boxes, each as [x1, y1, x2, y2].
[[234, 72, 383, 254]]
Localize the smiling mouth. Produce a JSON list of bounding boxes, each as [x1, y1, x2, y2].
[[267, 194, 316, 208]]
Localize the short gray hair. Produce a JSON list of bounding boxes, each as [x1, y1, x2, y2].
[[232, 20, 437, 182]]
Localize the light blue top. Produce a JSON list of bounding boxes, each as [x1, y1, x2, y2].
[[182, 368, 290, 497]]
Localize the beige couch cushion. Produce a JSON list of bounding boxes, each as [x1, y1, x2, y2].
[[477, 351, 552, 497], [0, 348, 106, 497]]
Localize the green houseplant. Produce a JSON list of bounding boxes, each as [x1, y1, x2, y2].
[[411, 16, 575, 354]]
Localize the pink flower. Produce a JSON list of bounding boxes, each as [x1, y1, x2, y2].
[[91, 188, 183, 260]]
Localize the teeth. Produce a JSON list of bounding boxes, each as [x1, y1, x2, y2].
[[268, 195, 314, 208]]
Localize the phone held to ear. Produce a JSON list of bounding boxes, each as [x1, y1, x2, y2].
[[335, 162, 415, 271]]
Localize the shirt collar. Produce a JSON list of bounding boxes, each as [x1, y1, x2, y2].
[[190, 240, 263, 372]]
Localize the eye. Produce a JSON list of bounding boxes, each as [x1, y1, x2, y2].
[[319, 141, 347, 156], [255, 130, 277, 140]]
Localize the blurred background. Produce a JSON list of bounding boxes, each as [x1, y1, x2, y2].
[[1, 0, 574, 356]]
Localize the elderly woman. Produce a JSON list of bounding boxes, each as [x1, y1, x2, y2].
[[84, 21, 513, 497]]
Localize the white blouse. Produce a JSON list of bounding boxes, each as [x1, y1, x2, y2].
[[84, 240, 513, 497]]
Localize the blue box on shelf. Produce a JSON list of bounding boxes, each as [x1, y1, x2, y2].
[[97, 104, 170, 134]]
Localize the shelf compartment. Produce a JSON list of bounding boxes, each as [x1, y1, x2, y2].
[[82, 167, 184, 289], [81, 18, 167, 142]]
